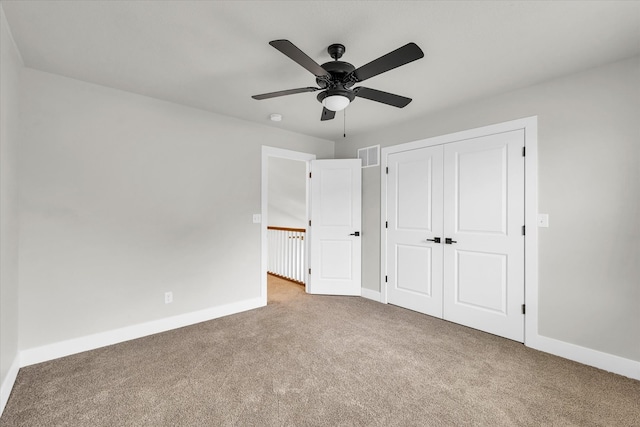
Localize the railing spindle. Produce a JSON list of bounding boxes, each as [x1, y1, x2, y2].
[[267, 226, 306, 285]]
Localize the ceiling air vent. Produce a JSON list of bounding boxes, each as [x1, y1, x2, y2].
[[357, 145, 380, 168]]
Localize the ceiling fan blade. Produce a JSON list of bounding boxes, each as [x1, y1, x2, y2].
[[354, 87, 412, 108], [269, 40, 331, 78], [321, 107, 336, 121], [349, 43, 424, 82], [252, 87, 319, 100]]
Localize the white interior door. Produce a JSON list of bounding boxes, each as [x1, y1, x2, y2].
[[309, 159, 362, 296], [386, 146, 444, 316], [442, 130, 525, 341]]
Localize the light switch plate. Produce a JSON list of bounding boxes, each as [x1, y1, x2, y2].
[[537, 213, 549, 228], [252, 214, 261, 224]]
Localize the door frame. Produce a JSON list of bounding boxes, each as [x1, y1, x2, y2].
[[261, 146, 316, 304], [380, 116, 538, 344]]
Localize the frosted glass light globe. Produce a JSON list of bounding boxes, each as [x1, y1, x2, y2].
[[322, 95, 350, 112]]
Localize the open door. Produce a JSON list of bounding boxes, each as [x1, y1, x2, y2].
[[308, 159, 362, 296]]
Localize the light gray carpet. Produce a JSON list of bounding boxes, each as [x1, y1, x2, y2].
[[2, 276, 639, 426]]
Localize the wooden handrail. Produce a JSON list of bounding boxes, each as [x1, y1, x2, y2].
[[267, 226, 306, 233]]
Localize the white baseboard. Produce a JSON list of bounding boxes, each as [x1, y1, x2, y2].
[[528, 334, 640, 380], [20, 297, 264, 368], [361, 287, 381, 302], [0, 355, 20, 416]]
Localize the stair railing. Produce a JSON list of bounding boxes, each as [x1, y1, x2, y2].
[[267, 226, 306, 284]]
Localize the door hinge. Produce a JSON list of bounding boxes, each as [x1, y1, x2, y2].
[[309, 172, 312, 178], [522, 225, 526, 235], [385, 221, 388, 229], [309, 220, 311, 226], [385, 275, 388, 283], [522, 146, 526, 157], [308, 268, 311, 275], [521, 304, 526, 314], [386, 166, 388, 174]]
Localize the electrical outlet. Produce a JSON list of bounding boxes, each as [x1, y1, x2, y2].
[[164, 291, 173, 304], [252, 214, 261, 224]]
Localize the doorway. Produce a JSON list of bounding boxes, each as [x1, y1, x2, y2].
[[261, 148, 364, 302], [267, 156, 307, 287], [261, 147, 315, 305]]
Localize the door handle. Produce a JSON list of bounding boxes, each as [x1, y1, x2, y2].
[[445, 238, 457, 244], [426, 237, 441, 243], [349, 231, 360, 237]]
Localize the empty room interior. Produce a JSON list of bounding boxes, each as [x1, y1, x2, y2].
[[1, 1, 639, 425]]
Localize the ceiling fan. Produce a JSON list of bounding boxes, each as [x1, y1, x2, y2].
[[251, 40, 424, 121]]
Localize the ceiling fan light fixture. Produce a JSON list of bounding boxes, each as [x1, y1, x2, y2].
[[322, 95, 350, 112], [318, 88, 355, 112], [252, 40, 424, 121]]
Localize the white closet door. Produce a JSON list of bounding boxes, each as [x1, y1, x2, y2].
[[442, 130, 525, 341], [386, 146, 444, 317]]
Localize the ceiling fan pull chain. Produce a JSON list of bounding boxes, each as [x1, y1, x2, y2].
[[343, 109, 346, 138]]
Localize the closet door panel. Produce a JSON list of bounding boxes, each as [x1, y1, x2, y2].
[[386, 146, 444, 317], [443, 130, 525, 342]]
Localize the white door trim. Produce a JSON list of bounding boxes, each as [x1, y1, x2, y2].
[[261, 146, 316, 304], [380, 116, 538, 344]]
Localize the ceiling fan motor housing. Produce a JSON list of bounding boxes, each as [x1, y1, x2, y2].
[[316, 61, 356, 88], [316, 59, 357, 106]]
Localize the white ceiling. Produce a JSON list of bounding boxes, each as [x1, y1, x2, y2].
[[3, 1, 640, 141]]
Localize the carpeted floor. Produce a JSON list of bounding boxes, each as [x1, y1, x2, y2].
[[1, 275, 639, 426]]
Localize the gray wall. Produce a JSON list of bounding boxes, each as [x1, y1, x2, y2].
[[268, 157, 306, 229], [17, 68, 333, 350], [0, 7, 22, 391], [336, 56, 640, 362]]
